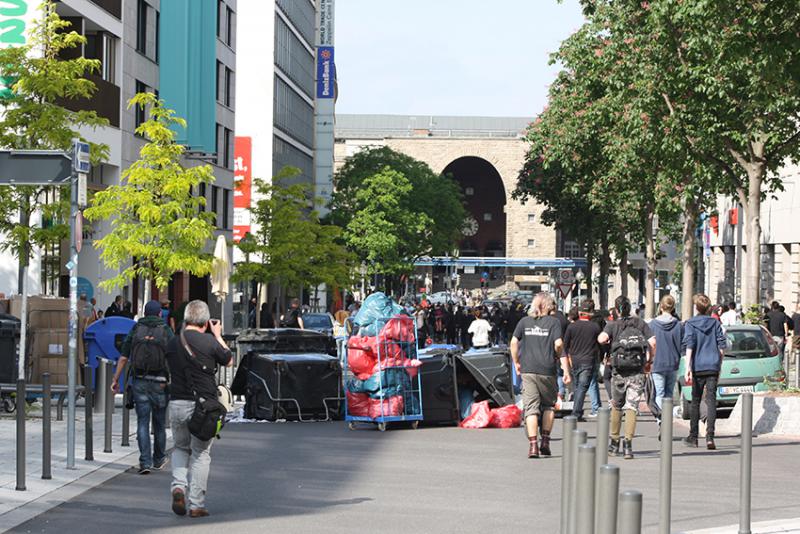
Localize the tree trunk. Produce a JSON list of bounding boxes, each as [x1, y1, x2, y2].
[[599, 239, 611, 309], [142, 277, 151, 318], [619, 249, 629, 298], [681, 198, 699, 320], [17, 201, 30, 294], [644, 210, 657, 320], [742, 164, 764, 307], [584, 246, 593, 306]]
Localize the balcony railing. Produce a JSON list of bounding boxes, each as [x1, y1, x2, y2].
[[88, 0, 121, 19], [58, 74, 120, 128]]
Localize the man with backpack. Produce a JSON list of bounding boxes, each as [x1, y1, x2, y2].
[[280, 298, 305, 329], [598, 296, 656, 460], [112, 300, 174, 475]]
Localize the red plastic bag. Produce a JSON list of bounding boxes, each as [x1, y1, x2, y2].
[[347, 336, 378, 379], [379, 315, 415, 343], [368, 395, 404, 419], [347, 391, 370, 417], [489, 405, 523, 428], [376, 341, 406, 363], [459, 400, 492, 429]]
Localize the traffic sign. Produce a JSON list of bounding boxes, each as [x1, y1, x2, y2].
[[557, 268, 575, 285], [72, 139, 90, 174], [557, 283, 572, 299], [77, 172, 87, 207]]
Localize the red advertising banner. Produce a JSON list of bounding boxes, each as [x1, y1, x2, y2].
[[233, 136, 252, 242]]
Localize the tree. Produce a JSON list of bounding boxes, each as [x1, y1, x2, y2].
[[331, 146, 466, 263], [84, 93, 215, 300], [0, 1, 109, 292], [342, 167, 431, 278], [234, 167, 355, 312]]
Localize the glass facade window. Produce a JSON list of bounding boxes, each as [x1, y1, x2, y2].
[[198, 182, 207, 212], [226, 6, 234, 47], [211, 185, 219, 225], [216, 60, 223, 102], [276, 0, 315, 45], [217, 0, 223, 37], [136, 0, 147, 54], [223, 189, 230, 229], [134, 80, 147, 130], [273, 137, 313, 185], [224, 128, 233, 169], [274, 15, 314, 98], [274, 78, 314, 148], [224, 67, 233, 107], [563, 241, 584, 258]]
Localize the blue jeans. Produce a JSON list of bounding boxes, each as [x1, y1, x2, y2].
[[133, 379, 168, 469], [571, 363, 596, 418], [652, 370, 677, 419], [588, 368, 601, 414], [557, 367, 566, 397]]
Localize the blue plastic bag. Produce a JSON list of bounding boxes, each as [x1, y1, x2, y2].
[[353, 292, 405, 337]]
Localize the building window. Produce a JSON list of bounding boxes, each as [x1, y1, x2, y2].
[[563, 241, 584, 258], [136, 0, 147, 54], [224, 128, 233, 169], [217, 0, 224, 38], [223, 189, 231, 229], [224, 67, 233, 107], [215, 123, 222, 164], [226, 7, 235, 47], [198, 182, 207, 212], [134, 80, 147, 130], [216, 61, 223, 102], [155, 10, 160, 63], [528, 213, 536, 223], [465, 187, 474, 196], [483, 213, 492, 222], [211, 185, 219, 226], [527, 239, 536, 248]]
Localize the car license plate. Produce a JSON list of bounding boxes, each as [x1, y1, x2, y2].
[[719, 385, 754, 395]]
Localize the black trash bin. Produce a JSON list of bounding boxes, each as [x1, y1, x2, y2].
[[417, 346, 461, 426], [0, 314, 22, 383]]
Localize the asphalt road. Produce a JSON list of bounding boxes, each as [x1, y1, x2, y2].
[[9, 417, 800, 534]]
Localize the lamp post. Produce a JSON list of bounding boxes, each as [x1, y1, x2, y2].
[[574, 270, 585, 306]]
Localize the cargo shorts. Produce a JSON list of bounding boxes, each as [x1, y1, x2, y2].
[[521, 373, 558, 418], [610, 371, 645, 412]]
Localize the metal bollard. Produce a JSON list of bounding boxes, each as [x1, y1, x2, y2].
[[94, 359, 106, 414], [42, 373, 52, 480], [595, 407, 610, 496], [739, 392, 753, 534], [103, 360, 113, 454], [121, 366, 130, 447], [596, 465, 620, 534], [659, 397, 673, 534], [15, 378, 25, 491], [576, 444, 596, 534], [561, 416, 578, 534], [84, 364, 94, 461], [569, 429, 588, 534], [619, 490, 643, 534]]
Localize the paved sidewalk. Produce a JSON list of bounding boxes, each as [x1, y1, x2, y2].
[[0, 396, 141, 533], [685, 518, 800, 533]]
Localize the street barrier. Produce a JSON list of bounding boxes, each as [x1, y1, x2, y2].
[[103, 360, 113, 454], [576, 444, 596, 534], [619, 490, 643, 534], [84, 364, 94, 461], [596, 465, 619, 534], [42, 373, 51, 480], [569, 428, 588, 534], [659, 397, 673, 534], [740, 392, 753, 534], [561, 415, 577, 534]]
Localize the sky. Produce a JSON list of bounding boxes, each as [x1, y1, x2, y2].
[[334, 0, 586, 119]]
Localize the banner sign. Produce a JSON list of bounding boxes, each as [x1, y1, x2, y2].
[[318, 0, 334, 45], [316, 46, 335, 99], [233, 136, 252, 243]]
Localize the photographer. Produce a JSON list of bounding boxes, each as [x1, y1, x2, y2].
[[165, 300, 232, 518]]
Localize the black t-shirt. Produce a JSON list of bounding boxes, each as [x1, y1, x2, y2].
[[283, 308, 301, 328], [792, 313, 800, 335], [766, 310, 788, 336], [603, 317, 654, 346], [166, 330, 232, 401], [563, 319, 602, 367], [512, 315, 563, 376]]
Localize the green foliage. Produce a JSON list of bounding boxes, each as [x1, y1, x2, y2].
[[84, 93, 215, 291], [0, 1, 109, 288], [331, 146, 465, 274], [743, 304, 764, 325], [234, 167, 355, 292]]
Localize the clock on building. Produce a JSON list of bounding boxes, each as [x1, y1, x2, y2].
[[462, 216, 479, 237]]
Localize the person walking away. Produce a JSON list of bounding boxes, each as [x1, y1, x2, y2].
[[598, 296, 655, 460], [766, 301, 789, 355], [511, 292, 568, 458], [112, 300, 173, 474], [165, 300, 233, 517], [280, 298, 305, 329], [468, 310, 492, 349], [119, 301, 135, 319], [414, 306, 427, 349], [682, 294, 727, 450], [649, 295, 684, 435], [105, 295, 123, 318], [564, 299, 602, 422], [445, 304, 457, 345], [720, 301, 741, 329], [259, 302, 275, 328]]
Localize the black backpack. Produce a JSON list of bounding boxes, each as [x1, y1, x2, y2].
[[281, 308, 301, 328], [130, 323, 168, 375], [610, 318, 649, 374]]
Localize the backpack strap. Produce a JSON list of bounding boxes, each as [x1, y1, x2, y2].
[[180, 328, 213, 401]]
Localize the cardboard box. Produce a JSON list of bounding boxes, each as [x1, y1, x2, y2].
[[9, 295, 69, 330], [31, 354, 78, 386]]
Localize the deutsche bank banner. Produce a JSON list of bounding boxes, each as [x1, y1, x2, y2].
[[317, 46, 335, 99]]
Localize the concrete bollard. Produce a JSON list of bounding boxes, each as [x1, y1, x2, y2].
[[595, 407, 610, 499], [596, 465, 619, 534], [561, 416, 577, 534], [15, 378, 25, 491], [659, 397, 673, 534], [739, 392, 753, 534], [84, 364, 94, 461], [619, 490, 643, 534], [42, 373, 52, 480], [569, 429, 588, 534], [576, 444, 596, 534], [103, 360, 113, 454]]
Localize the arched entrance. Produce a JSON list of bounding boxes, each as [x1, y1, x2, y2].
[[442, 156, 507, 257]]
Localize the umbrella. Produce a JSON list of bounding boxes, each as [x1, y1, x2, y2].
[[211, 234, 230, 303]]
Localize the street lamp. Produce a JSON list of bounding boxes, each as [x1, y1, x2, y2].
[[574, 270, 585, 304]]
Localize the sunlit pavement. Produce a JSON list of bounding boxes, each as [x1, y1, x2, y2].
[[7, 417, 800, 534]]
